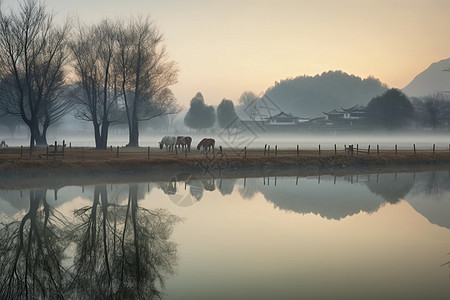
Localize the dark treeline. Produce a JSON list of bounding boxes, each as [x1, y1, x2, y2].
[[0, 0, 180, 151]]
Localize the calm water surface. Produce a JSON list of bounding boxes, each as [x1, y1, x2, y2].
[[1, 171, 450, 299]]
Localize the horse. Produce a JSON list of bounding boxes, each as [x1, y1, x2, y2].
[[176, 136, 192, 152], [197, 138, 215, 152], [0, 140, 7, 148], [159, 136, 177, 151]]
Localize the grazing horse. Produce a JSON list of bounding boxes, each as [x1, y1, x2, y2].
[[176, 136, 192, 152], [159, 136, 177, 151], [197, 138, 215, 152]]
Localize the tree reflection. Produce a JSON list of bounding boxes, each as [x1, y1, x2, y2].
[[413, 171, 450, 200], [218, 178, 237, 195], [366, 173, 414, 204], [69, 184, 180, 299], [189, 180, 204, 201], [0, 189, 69, 299]]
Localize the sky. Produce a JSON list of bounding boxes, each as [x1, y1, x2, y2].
[[2, 0, 450, 106]]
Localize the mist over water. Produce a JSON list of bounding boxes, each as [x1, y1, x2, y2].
[[1, 127, 449, 151]]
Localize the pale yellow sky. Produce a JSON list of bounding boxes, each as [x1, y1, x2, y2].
[[4, 0, 450, 105]]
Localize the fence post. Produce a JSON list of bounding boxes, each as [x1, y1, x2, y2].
[[395, 144, 398, 155], [20, 145, 23, 159], [110, 145, 113, 152], [244, 147, 247, 158], [148, 146, 150, 159], [267, 145, 270, 157], [433, 144, 435, 155], [297, 145, 299, 157], [69, 142, 72, 149], [318, 144, 321, 156], [367, 145, 370, 155], [275, 145, 277, 157], [62, 140, 65, 157], [264, 144, 267, 157], [117, 146, 119, 158], [334, 144, 337, 155], [377, 144, 379, 156], [413, 144, 416, 155]]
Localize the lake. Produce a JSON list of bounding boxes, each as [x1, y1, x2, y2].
[[1, 170, 450, 299]]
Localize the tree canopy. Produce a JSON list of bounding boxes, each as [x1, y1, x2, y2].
[[366, 88, 415, 130], [264, 71, 388, 117], [217, 99, 238, 128], [70, 17, 179, 149], [0, 0, 71, 149], [184, 92, 216, 131]]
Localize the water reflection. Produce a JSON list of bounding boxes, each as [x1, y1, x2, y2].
[[366, 173, 414, 204], [0, 185, 180, 299], [1, 171, 450, 298], [154, 171, 450, 226], [0, 189, 68, 299]]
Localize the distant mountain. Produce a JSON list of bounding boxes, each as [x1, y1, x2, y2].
[[262, 71, 388, 118], [402, 58, 450, 98]]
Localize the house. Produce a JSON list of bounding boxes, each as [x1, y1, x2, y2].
[[265, 111, 309, 126], [322, 105, 366, 128], [342, 105, 366, 120]]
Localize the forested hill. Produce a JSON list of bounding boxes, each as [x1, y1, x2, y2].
[[263, 71, 388, 118]]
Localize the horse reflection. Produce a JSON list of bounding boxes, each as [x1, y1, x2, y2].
[[160, 179, 177, 195], [201, 179, 215, 191]]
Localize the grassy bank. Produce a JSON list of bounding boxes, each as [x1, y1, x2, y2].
[[1, 146, 450, 189]]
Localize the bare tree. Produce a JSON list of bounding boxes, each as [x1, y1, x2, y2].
[[0, 0, 70, 151], [418, 93, 450, 130], [238, 91, 259, 107], [69, 19, 121, 149], [238, 91, 259, 120], [116, 18, 179, 147]]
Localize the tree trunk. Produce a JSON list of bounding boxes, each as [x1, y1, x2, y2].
[[127, 115, 139, 147], [126, 94, 140, 147], [100, 119, 109, 150], [93, 121, 102, 150]]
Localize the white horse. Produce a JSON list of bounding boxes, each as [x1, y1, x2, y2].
[[159, 136, 177, 151]]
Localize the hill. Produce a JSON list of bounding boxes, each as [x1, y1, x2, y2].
[[262, 71, 388, 118], [402, 58, 450, 98]]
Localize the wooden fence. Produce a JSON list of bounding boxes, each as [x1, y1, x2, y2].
[[1, 141, 450, 161]]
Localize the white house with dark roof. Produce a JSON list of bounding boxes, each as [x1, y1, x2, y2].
[[265, 111, 309, 126], [321, 105, 367, 128]]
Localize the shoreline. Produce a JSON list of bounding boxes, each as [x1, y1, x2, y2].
[[1, 150, 450, 189]]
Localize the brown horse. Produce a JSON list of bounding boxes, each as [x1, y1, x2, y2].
[[197, 138, 215, 152], [176, 136, 192, 152]]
